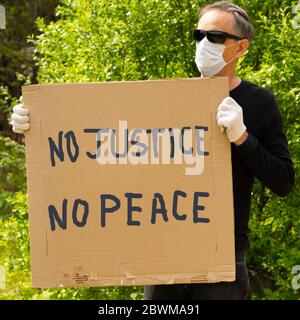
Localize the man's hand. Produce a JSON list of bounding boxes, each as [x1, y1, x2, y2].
[[216, 96, 247, 144], [11, 96, 30, 134]]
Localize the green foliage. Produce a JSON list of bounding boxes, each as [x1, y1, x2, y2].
[[0, 86, 17, 118], [0, 0, 59, 89], [235, 1, 300, 300], [0, 0, 299, 300], [0, 191, 30, 299], [0, 136, 26, 192], [32, 0, 200, 83], [0, 86, 19, 140], [0, 0, 59, 138]]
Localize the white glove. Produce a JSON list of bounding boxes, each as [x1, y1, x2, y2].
[[11, 96, 30, 134], [216, 96, 246, 142]]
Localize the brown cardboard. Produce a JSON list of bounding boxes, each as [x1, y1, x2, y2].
[[22, 77, 235, 288]]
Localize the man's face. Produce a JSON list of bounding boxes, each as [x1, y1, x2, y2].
[[197, 9, 246, 66]]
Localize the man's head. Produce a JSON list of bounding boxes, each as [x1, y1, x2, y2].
[[195, 1, 254, 76]]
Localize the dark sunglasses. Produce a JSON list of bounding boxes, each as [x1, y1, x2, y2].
[[193, 29, 242, 44]]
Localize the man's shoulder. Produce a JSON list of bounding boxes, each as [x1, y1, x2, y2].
[[240, 79, 278, 113], [241, 79, 274, 100], [240, 79, 280, 122]]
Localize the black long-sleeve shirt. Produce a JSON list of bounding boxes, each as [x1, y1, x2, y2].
[[229, 79, 294, 251]]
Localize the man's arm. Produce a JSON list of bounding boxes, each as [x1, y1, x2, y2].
[[233, 93, 294, 197]]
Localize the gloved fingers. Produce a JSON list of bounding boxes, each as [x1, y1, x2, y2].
[[219, 124, 226, 133], [13, 104, 29, 116], [218, 103, 232, 112], [217, 110, 231, 120], [221, 96, 242, 112], [12, 113, 29, 124], [12, 127, 25, 134], [218, 102, 240, 114], [219, 123, 228, 133], [221, 96, 237, 106], [217, 115, 230, 132], [12, 121, 30, 131]]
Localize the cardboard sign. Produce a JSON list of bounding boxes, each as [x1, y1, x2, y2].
[[22, 77, 235, 288]]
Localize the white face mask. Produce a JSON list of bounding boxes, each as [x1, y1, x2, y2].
[[195, 37, 239, 77]]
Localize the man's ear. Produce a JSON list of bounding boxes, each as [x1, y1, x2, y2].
[[237, 39, 249, 57]]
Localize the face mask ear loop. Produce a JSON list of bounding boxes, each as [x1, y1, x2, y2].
[[224, 40, 241, 66]]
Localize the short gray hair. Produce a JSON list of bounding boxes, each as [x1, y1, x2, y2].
[[199, 1, 255, 41]]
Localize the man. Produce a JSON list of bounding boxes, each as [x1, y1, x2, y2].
[[11, 1, 294, 300]]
